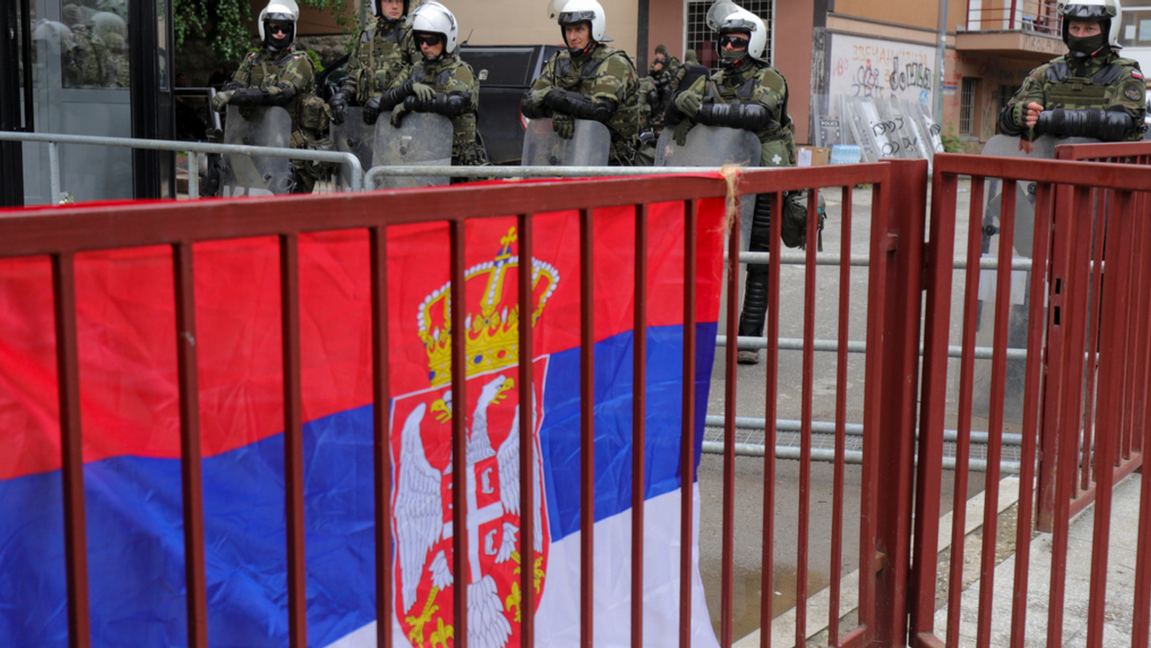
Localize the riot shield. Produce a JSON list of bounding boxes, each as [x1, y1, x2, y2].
[[330, 107, 375, 191], [220, 105, 295, 197], [654, 124, 761, 167], [974, 134, 1098, 422], [520, 118, 611, 166], [371, 112, 454, 189]]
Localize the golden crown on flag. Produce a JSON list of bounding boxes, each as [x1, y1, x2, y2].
[[418, 227, 560, 387]]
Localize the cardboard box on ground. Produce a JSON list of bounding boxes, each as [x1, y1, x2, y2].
[[797, 146, 830, 166]]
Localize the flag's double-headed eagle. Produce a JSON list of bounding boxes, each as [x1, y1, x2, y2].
[[394, 375, 546, 646]]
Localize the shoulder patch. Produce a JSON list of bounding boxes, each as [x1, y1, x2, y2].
[[1133, 69, 1145, 81], [1125, 82, 1144, 101]]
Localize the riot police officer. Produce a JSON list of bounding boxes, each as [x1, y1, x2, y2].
[[367, 1, 487, 170], [998, 0, 1147, 146], [327, 0, 420, 127], [665, 6, 796, 364], [210, 0, 330, 193], [521, 0, 646, 166]]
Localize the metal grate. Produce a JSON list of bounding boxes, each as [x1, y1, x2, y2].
[[959, 77, 979, 135], [685, 0, 774, 71]]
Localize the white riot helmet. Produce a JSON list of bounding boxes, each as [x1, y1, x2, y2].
[[552, 0, 607, 47], [258, 0, 299, 51], [712, 6, 768, 66], [409, 1, 458, 55], [1058, 0, 1121, 50]]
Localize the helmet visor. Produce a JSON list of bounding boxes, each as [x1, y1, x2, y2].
[[558, 10, 595, 26], [1062, 4, 1115, 19], [719, 17, 757, 33]]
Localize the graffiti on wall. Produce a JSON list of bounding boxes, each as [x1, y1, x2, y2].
[[829, 34, 938, 105]]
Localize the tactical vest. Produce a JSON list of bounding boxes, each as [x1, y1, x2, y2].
[[1043, 57, 1137, 109], [356, 20, 413, 100], [243, 48, 326, 138], [550, 45, 641, 147], [410, 58, 481, 161]]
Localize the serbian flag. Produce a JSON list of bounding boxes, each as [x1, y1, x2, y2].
[[0, 197, 726, 647]]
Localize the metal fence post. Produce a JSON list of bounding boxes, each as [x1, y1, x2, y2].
[[873, 158, 928, 647]]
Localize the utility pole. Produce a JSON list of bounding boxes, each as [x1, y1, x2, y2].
[[935, 0, 949, 123]]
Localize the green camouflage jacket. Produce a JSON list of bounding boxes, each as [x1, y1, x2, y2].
[[393, 55, 487, 166], [227, 45, 325, 147], [649, 54, 680, 84], [682, 60, 796, 167], [63, 27, 113, 88], [342, 18, 419, 105], [999, 51, 1147, 141], [526, 43, 642, 165], [637, 75, 658, 129]]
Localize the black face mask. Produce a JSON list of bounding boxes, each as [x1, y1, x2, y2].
[[1067, 32, 1107, 58]]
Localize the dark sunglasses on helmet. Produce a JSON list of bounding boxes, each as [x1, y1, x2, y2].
[[415, 32, 443, 47], [719, 34, 749, 49], [267, 22, 291, 35]]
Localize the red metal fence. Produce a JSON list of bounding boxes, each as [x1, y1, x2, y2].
[[4, 146, 1151, 648], [911, 148, 1151, 648], [0, 162, 904, 648]]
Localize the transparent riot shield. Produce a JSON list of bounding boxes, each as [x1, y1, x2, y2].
[[371, 112, 454, 189], [654, 124, 761, 167], [330, 107, 375, 191], [655, 124, 762, 312], [220, 105, 295, 197], [974, 134, 1098, 422], [520, 118, 611, 166]]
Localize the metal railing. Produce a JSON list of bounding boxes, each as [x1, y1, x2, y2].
[[964, 0, 1060, 34], [0, 130, 364, 201]]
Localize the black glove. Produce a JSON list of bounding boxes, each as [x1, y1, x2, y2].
[[328, 91, 349, 126], [552, 113, 575, 139], [673, 120, 692, 146], [363, 96, 381, 125], [229, 87, 266, 107]]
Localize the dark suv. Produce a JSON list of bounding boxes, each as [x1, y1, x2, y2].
[[459, 44, 563, 164], [317, 44, 561, 165]]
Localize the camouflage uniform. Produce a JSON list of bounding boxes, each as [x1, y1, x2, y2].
[[63, 26, 114, 88], [220, 45, 330, 191], [380, 54, 488, 167], [341, 18, 419, 105], [524, 43, 643, 166], [649, 45, 681, 115], [671, 50, 709, 101], [998, 51, 1147, 142], [101, 32, 130, 88], [637, 75, 659, 131], [667, 57, 797, 346], [673, 62, 796, 167]]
